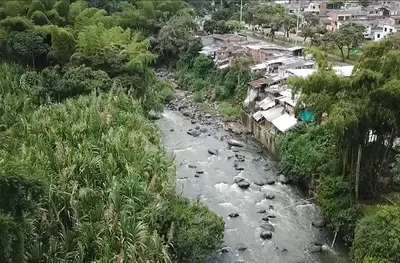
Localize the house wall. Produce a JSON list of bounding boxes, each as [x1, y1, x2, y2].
[[240, 111, 277, 154]]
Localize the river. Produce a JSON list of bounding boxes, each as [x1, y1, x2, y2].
[[156, 106, 350, 263]]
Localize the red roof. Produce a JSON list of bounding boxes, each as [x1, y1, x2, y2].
[[249, 78, 267, 88]]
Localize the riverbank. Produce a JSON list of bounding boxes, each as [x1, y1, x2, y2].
[[157, 90, 351, 263]]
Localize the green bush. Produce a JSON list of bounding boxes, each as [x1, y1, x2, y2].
[[158, 196, 225, 263], [353, 205, 400, 263], [317, 176, 361, 242], [157, 80, 175, 103], [276, 125, 334, 184], [194, 90, 206, 102]]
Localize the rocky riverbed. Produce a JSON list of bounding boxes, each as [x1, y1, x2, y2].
[[155, 73, 350, 262]]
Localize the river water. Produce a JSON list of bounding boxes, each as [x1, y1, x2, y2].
[[156, 109, 350, 263]]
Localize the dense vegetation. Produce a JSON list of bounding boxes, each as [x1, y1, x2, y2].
[[176, 53, 253, 120], [0, 0, 225, 262], [276, 38, 400, 260]]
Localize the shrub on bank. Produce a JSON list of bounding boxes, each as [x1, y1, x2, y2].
[[317, 176, 361, 242], [353, 205, 400, 263], [276, 125, 334, 185]]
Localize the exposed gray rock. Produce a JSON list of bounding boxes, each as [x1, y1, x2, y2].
[[267, 214, 276, 218], [187, 130, 201, 137], [188, 164, 197, 168], [312, 219, 327, 228], [260, 231, 272, 240], [260, 223, 275, 232], [220, 246, 230, 253], [196, 170, 204, 174], [235, 166, 245, 171], [200, 127, 208, 133], [194, 174, 200, 178], [208, 149, 218, 155], [205, 114, 212, 118], [195, 126, 200, 130], [266, 178, 276, 185], [170, 129, 174, 132], [264, 194, 275, 200], [229, 212, 239, 218], [237, 180, 250, 189], [254, 180, 266, 186], [309, 245, 322, 253], [191, 119, 197, 124], [227, 139, 245, 147], [182, 110, 191, 117], [269, 205, 274, 210], [237, 244, 247, 251], [257, 209, 267, 213], [261, 217, 269, 222], [234, 177, 245, 184], [279, 174, 290, 184]]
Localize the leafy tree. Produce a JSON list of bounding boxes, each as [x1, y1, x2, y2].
[[31, 10, 50, 25], [226, 19, 242, 32], [68, 0, 87, 23], [53, 0, 70, 18], [9, 31, 50, 68], [332, 23, 365, 60], [203, 19, 217, 34], [49, 28, 76, 65], [45, 8, 65, 25], [27, 0, 46, 18], [0, 16, 33, 32], [281, 14, 296, 38], [193, 54, 214, 78], [353, 206, 400, 263]]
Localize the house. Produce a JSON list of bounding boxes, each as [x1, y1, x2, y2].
[[328, 10, 368, 30], [304, 1, 328, 14]]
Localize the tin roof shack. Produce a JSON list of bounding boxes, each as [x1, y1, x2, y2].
[[287, 46, 304, 56], [213, 34, 247, 44], [244, 78, 269, 112], [278, 60, 315, 76]]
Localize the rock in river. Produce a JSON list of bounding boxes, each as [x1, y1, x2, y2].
[[279, 174, 290, 184], [260, 231, 273, 240], [188, 164, 197, 168], [229, 212, 239, 218], [236, 179, 250, 189], [312, 219, 327, 228], [264, 194, 275, 200], [208, 149, 218, 155], [260, 223, 275, 232], [266, 178, 276, 185], [309, 245, 322, 253], [187, 130, 200, 137], [254, 180, 266, 186], [227, 139, 245, 147]]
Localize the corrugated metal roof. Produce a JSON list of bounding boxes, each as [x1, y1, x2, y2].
[[258, 97, 275, 110], [249, 78, 267, 88], [260, 106, 284, 122], [272, 113, 298, 133]]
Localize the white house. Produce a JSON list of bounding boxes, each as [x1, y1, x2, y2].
[[374, 24, 398, 41]]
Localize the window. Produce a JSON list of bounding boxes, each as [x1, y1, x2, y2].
[[390, 28, 393, 32], [377, 33, 381, 38], [384, 27, 387, 32]]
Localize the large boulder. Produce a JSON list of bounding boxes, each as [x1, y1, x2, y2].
[[237, 180, 250, 189], [208, 149, 218, 155], [234, 177, 245, 184], [260, 223, 275, 232], [227, 139, 245, 147], [279, 174, 290, 184], [312, 219, 327, 228], [264, 194, 275, 200], [228, 212, 239, 218], [187, 130, 201, 137], [260, 231, 273, 240], [309, 245, 322, 253]]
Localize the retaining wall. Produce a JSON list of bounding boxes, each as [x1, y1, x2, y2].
[[240, 111, 277, 155]]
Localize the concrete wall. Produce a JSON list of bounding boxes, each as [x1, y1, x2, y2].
[[240, 111, 277, 155]]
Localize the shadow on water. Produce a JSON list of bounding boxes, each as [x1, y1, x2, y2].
[[156, 109, 350, 263]]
